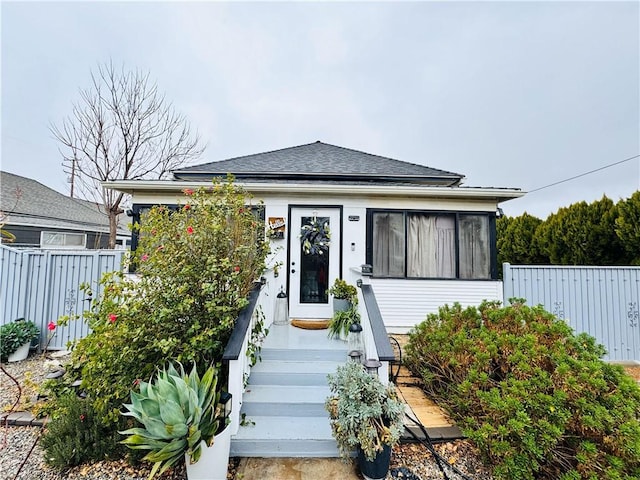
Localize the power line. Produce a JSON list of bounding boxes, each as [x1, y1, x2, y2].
[[528, 154, 640, 193]]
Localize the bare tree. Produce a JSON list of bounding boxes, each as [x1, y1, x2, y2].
[[51, 61, 205, 248], [0, 187, 23, 244]]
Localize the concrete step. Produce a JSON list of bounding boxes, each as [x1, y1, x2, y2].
[[230, 416, 339, 457], [241, 385, 330, 417], [248, 360, 341, 386], [260, 347, 348, 362], [233, 328, 345, 458]]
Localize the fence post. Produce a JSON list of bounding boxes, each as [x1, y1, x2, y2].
[[502, 263, 512, 304], [16, 249, 29, 319]]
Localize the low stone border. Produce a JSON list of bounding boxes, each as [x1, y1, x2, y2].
[[1, 411, 46, 427]]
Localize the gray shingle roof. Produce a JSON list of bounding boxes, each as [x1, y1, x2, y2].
[[1, 171, 127, 233], [173, 141, 463, 186]]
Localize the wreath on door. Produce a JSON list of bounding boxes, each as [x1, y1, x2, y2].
[[300, 217, 331, 255]]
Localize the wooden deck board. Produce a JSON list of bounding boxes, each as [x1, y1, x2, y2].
[[389, 334, 460, 438], [398, 384, 454, 428]]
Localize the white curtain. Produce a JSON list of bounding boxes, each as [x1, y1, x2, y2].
[[407, 214, 455, 278], [373, 213, 405, 277], [435, 216, 456, 278], [459, 215, 490, 279], [408, 215, 436, 277]]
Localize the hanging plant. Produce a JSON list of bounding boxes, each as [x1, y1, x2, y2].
[[300, 217, 331, 255]]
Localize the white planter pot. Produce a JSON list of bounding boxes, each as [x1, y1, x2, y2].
[[333, 298, 351, 313], [185, 424, 231, 480], [7, 342, 30, 362]]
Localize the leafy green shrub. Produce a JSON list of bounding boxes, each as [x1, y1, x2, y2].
[[405, 300, 640, 480], [0, 319, 39, 360], [40, 394, 128, 467], [42, 178, 270, 465]]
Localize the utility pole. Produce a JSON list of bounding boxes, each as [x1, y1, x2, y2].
[[67, 158, 76, 198]]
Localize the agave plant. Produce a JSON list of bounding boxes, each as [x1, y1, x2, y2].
[[119, 362, 227, 479]]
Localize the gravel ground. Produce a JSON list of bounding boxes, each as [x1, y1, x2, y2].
[[0, 425, 186, 480], [389, 441, 493, 479], [0, 425, 487, 480], [1, 352, 59, 414]]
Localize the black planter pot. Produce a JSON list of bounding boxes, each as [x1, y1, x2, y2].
[[358, 444, 392, 480]]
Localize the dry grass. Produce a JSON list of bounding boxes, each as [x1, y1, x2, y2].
[[622, 365, 640, 382]]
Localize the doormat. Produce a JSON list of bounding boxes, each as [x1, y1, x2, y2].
[[290, 319, 330, 330]]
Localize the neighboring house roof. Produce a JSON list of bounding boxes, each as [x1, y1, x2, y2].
[[173, 141, 465, 186], [1, 171, 129, 235]]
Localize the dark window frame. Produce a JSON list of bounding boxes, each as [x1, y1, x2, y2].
[[365, 208, 497, 280]]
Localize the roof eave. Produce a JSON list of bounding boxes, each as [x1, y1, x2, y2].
[[103, 180, 524, 202], [172, 171, 464, 186]]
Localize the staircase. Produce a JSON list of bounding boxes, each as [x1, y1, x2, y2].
[[230, 324, 348, 457]]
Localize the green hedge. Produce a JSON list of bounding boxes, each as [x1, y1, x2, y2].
[[405, 300, 640, 480]]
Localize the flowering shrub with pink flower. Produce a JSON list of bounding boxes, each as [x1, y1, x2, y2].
[[42, 177, 270, 466]]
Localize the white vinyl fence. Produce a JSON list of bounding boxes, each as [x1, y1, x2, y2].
[[503, 263, 640, 362], [1, 245, 126, 350]]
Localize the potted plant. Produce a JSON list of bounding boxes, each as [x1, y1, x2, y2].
[[328, 278, 358, 313], [120, 362, 231, 480], [328, 307, 360, 341], [325, 362, 405, 480], [0, 318, 39, 362]]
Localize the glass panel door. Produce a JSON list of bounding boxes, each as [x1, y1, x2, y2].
[[289, 208, 341, 319], [299, 216, 330, 304]]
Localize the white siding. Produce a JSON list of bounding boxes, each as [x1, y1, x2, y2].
[[371, 278, 503, 333]]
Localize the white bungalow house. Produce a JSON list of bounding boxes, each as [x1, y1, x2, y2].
[[106, 141, 524, 456], [106, 141, 523, 333]]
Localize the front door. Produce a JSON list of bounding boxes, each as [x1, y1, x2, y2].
[[289, 207, 341, 319]]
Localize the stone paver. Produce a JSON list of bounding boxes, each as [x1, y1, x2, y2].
[[236, 457, 360, 480]]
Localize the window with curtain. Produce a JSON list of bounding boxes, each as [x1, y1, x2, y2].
[[372, 212, 405, 277], [369, 210, 494, 279], [407, 214, 456, 278], [459, 214, 490, 279]]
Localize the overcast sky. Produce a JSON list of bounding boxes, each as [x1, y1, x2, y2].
[[2, 1, 638, 219]]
